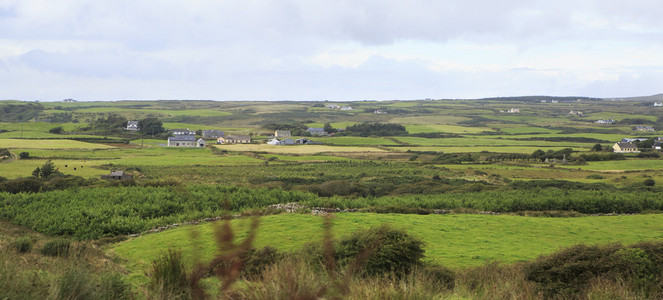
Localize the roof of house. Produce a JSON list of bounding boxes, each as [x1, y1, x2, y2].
[[307, 127, 325, 132], [225, 135, 251, 140], [109, 171, 126, 176], [168, 135, 196, 141], [127, 121, 139, 125], [616, 142, 637, 148]]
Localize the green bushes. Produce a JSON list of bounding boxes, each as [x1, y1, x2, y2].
[[12, 237, 33, 253], [40, 239, 71, 257], [149, 250, 190, 298], [525, 242, 663, 297]]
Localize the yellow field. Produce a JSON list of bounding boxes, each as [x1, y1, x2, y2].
[[214, 144, 385, 154], [0, 139, 116, 150]]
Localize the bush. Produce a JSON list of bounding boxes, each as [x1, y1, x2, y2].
[[12, 237, 33, 253], [40, 239, 71, 257], [149, 250, 190, 297], [420, 264, 455, 290], [52, 268, 94, 300], [334, 225, 425, 277], [525, 243, 663, 297], [586, 174, 605, 180], [19, 152, 29, 159], [644, 178, 656, 186]]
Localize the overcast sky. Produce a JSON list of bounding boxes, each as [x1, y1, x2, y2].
[[1, 1, 662, 101]]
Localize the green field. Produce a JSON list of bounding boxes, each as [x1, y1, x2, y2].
[[0, 139, 116, 149], [214, 144, 385, 154], [110, 213, 663, 282]]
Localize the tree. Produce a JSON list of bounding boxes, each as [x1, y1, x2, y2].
[[19, 152, 30, 159], [49, 126, 63, 134], [323, 122, 337, 134], [90, 114, 128, 132], [590, 143, 603, 152], [138, 118, 166, 135], [33, 160, 57, 179]]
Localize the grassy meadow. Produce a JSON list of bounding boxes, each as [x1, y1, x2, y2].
[[110, 212, 663, 282], [3, 98, 663, 298]]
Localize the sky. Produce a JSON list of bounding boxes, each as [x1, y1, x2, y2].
[[1, 0, 662, 101]]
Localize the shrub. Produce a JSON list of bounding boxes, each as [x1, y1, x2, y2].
[[52, 268, 94, 300], [420, 264, 455, 290], [19, 152, 29, 159], [97, 273, 132, 300], [525, 243, 662, 297], [334, 225, 425, 277], [586, 174, 605, 179], [644, 178, 656, 186], [40, 239, 71, 257], [149, 250, 190, 297], [12, 237, 33, 253], [242, 246, 281, 279]]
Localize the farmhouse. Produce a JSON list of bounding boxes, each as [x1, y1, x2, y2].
[[275, 130, 292, 138], [307, 127, 327, 136], [654, 102, 662, 107], [100, 170, 133, 180], [653, 141, 662, 151], [325, 104, 340, 109], [340, 106, 353, 111], [125, 121, 139, 131], [171, 128, 196, 135], [217, 135, 251, 144], [266, 138, 281, 145], [595, 119, 615, 124], [635, 125, 655, 132], [202, 130, 224, 139], [296, 138, 320, 144], [168, 135, 197, 147], [569, 110, 583, 115], [613, 142, 639, 153]]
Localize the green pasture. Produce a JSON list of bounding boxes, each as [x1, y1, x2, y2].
[[394, 137, 593, 148], [405, 124, 492, 134], [0, 122, 82, 132], [110, 213, 663, 283], [588, 112, 658, 122], [560, 159, 663, 171], [0, 159, 108, 178], [0, 139, 116, 150], [313, 136, 399, 146], [73, 107, 232, 118], [305, 122, 356, 129], [498, 126, 562, 134], [264, 154, 351, 162], [214, 144, 385, 154], [490, 133, 643, 142], [388, 146, 589, 154], [388, 116, 471, 125]]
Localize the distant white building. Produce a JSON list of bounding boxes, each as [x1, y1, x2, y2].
[[325, 104, 340, 109], [569, 110, 583, 115], [168, 135, 197, 147], [654, 102, 663, 107], [595, 119, 615, 124], [171, 128, 196, 135], [125, 121, 139, 131], [340, 106, 353, 111]]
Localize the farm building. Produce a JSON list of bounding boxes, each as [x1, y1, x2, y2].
[[635, 126, 655, 132], [340, 106, 353, 111], [307, 127, 327, 135], [325, 104, 340, 109], [613, 142, 639, 153], [274, 130, 292, 138], [100, 170, 133, 180], [125, 121, 139, 131], [171, 128, 196, 135], [202, 130, 224, 139], [168, 135, 197, 147], [595, 119, 615, 124], [296, 138, 320, 144], [217, 135, 251, 144]]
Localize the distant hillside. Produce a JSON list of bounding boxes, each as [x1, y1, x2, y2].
[[603, 93, 663, 102]]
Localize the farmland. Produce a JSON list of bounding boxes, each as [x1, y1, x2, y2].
[[2, 97, 663, 298]]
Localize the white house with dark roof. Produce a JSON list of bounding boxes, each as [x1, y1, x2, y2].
[[168, 135, 197, 147], [202, 130, 224, 139], [171, 128, 196, 135], [125, 121, 139, 131], [307, 127, 327, 135]]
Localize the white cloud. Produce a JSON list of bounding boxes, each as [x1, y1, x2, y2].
[[0, 0, 662, 100]]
